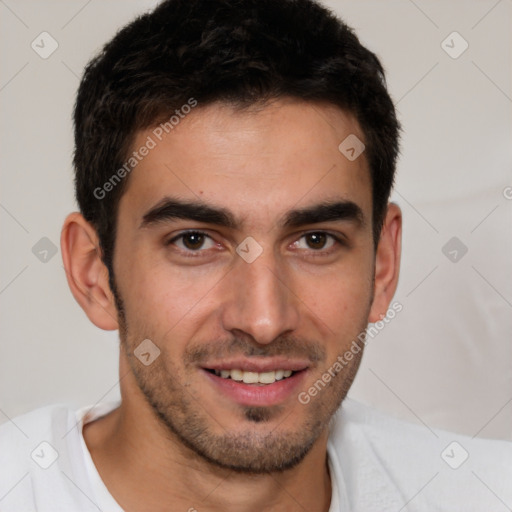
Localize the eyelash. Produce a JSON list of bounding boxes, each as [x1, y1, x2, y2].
[[166, 230, 346, 258]]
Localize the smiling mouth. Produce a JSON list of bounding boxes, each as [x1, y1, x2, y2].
[[205, 368, 297, 385]]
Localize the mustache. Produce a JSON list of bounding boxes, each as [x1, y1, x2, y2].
[[184, 335, 326, 365]]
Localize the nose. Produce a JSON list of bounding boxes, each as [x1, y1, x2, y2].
[[220, 248, 300, 345]]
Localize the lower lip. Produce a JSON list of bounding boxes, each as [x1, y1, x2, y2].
[[202, 369, 308, 407]]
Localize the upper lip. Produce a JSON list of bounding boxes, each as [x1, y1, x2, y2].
[[202, 357, 310, 373]]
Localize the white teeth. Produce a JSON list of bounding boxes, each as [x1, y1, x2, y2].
[[258, 371, 276, 384], [214, 369, 295, 384], [242, 371, 259, 384], [230, 369, 244, 381]]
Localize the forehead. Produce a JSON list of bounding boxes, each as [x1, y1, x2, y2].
[[119, 99, 372, 229]]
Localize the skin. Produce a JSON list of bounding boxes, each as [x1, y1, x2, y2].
[[61, 98, 401, 512]]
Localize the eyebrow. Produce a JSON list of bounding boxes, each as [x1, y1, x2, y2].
[[140, 196, 365, 230]]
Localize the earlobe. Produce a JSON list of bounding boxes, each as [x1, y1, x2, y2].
[[60, 212, 119, 331], [368, 202, 402, 323]]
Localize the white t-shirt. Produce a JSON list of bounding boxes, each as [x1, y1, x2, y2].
[[0, 398, 510, 511]]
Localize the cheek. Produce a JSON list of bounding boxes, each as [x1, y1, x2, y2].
[[291, 266, 374, 369], [116, 235, 374, 343], [119, 255, 226, 333], [295, 254, 374, 317], [300, 280, 372, 341]]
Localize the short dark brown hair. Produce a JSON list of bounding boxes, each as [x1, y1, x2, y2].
[[73, 0, 401, 285]]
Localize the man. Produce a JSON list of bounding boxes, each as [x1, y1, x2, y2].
[[1, 0, 510, 510]]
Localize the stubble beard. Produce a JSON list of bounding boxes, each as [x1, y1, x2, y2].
[[112, 279, 367, 474]]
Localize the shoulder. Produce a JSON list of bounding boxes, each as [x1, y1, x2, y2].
[[0, 403, 77, 467], [327, 398, 512, 511], [0, 404, 91, 511]]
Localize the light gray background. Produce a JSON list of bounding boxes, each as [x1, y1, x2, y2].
[[1, 0, 511, 440]]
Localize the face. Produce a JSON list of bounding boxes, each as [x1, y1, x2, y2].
[[112, 98, 375, 473]]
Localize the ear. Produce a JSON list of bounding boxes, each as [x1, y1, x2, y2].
[[60, 212, 119, 330], [368, 202, 402, 323]]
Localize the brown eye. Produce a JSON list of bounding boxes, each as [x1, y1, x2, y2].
[[168, 231, 216, 252], [181, 232, 205, 250], [294, 232, 337, 251], [305, 233, 329, 249]]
